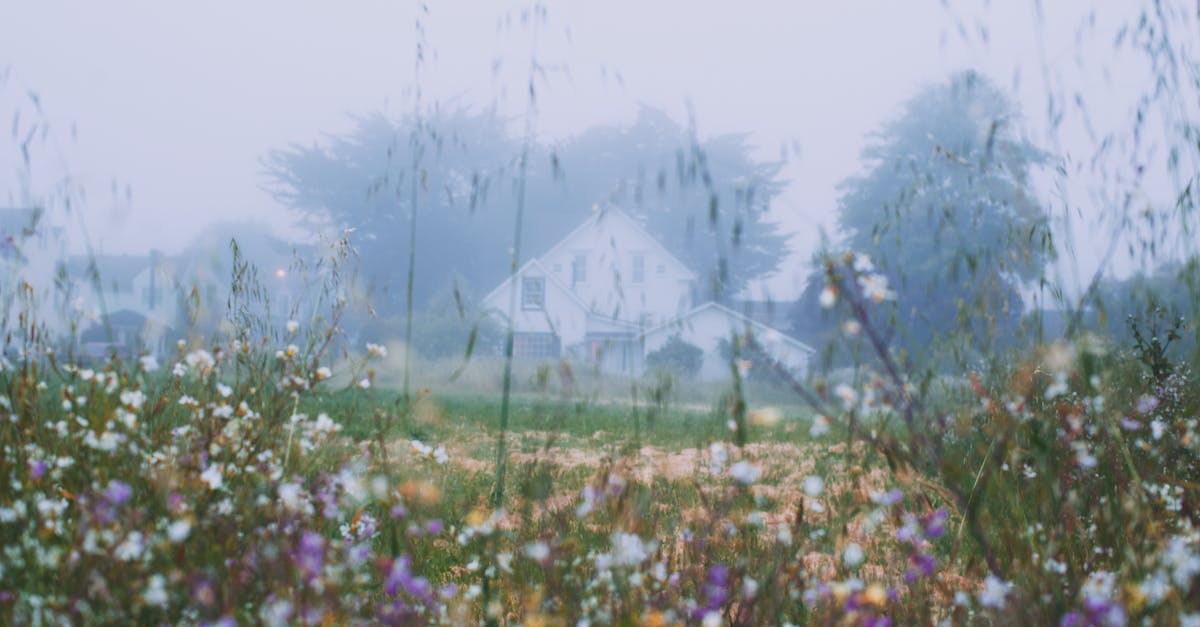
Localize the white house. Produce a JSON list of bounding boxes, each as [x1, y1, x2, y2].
[[482, 206, 814, 380]]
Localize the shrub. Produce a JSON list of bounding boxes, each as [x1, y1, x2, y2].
[[644, 335, 703, 378]]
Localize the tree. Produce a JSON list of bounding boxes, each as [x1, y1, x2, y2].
[[538, 107, 789, 301], [263, 106, 789, 315], [794, 70, 1054, 363]]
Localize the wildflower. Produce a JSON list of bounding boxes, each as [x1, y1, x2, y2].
[[610, 532, 656, 567], [1135, 395, 1159, 414], [802, 475, 825, 497], [729, 461, 760, 486], [810, 414, 831, 437], [367, 343, 388, 357], [843, 543, 865, 568], [286, 320, 299, 334], [185, 349, 215, 373], [979, 575, 1011, 608], [842, 320, 862, 336], [114, 531, 146, 561], [708, 442, 728, 474], [316, 366, 332, 381], [200, 464, 224, 490], [858, 273, 895, 303], [216, 383, 233, 398], [524, 541, 551, 562], [819, 286, 837, 308], [285, 344, 299, 358], [834, 384, 858, 411], [357, 378, 371, 390], [167, 519, 192, 543], [144, 574, 168, 607], [139, 355, 160, 372], [104, 480, 133, 506], [120, 389, 146, 410]]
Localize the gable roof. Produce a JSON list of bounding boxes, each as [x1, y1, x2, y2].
[[482, 258, 591, 314], [538, 205, 696, 281], [641, 301, 816, 355]]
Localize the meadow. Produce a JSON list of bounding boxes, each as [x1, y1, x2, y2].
[[2, 249, 1198, 626]]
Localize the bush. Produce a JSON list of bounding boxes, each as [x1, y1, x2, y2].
[[644, 335, 703, 378]]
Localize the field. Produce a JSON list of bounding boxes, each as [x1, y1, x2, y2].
[[2, 300, 1199, 626]]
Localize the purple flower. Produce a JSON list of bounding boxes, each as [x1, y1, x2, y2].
[[27, 459, 46, 480], [924, 510, 947, 539], [104, 480, 132, 506], [295, 531, 325, 579], [385, 556, 433, 603], [425, 519, 443, 535]]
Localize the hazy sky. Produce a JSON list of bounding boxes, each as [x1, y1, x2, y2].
[[0, 1, 1179, 298]]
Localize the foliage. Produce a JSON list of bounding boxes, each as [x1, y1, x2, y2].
[[795, 70, 1054, 364], [644, 335, 704, 378], [263, 107, 789, 313]]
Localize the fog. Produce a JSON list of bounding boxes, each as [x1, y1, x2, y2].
[[2, 1, 1197, 377]]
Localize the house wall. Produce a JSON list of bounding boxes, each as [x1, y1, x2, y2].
[[483, 266, 589, 349], [643, 306, 811, 381], [540, 213, 692, 328]]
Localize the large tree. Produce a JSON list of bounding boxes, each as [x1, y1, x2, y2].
[[795, 70, 1054, 362], [264, 106, 788, 314]]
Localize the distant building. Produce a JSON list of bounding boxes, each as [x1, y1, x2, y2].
[[482, 206, 813, 380]]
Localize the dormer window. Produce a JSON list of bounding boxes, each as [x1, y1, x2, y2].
[[522, 277, 545, 310], [632, 254, 645, 284], [572, 254, 587, 285]]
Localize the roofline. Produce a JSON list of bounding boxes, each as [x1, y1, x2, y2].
[[482, 258, 592, 313], [538, 205, 697, 281], [640, 301, 816, 354]]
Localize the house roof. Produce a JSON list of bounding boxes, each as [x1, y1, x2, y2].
[[482, 258, 591, 316], [641, 300, 815, 355], [538, 205, 697, 281]]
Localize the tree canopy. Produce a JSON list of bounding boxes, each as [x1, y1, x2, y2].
[[263, 106, 789, 314], [795, 70, 1054, 362]]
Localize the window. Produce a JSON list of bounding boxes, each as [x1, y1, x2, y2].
[[521, 277, 545, 309], [572, 254, 587, 284], [514, 333, 559, 358], [632, 255, 645, 284]]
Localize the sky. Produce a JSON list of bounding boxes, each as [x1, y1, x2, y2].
[[0, 0, 1188, 299]]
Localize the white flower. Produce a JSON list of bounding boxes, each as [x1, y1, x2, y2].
[[852, 253, 874, 273], [366, 343, 388, 357], [819, 286, 837, 308], [286, 320, 299, 334], [978, 575, 1012, 608], [315, 366, 332, 381], [139, 355, 160, 372], [200, 464, 223, 490], [144, 574, 168, 607], [708, 442, 728, 475], [834, 384, 858, 411], [216, 383, 233, 399], [729, 460, 760, 486], [278, 482, 305, 513], [523, 541, 550, 561], [802, 475, 825, 498], [357, 378, 371, 390], [114, 531, 145, 561], [857, 273, 895, 303], [185, 350, 215, 372], [120, 389, 146, 410], [609, 532, 655, 568], [809, 414, 831, 437], [843, 543, 864, 567], [167, 519, 192, 543]]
